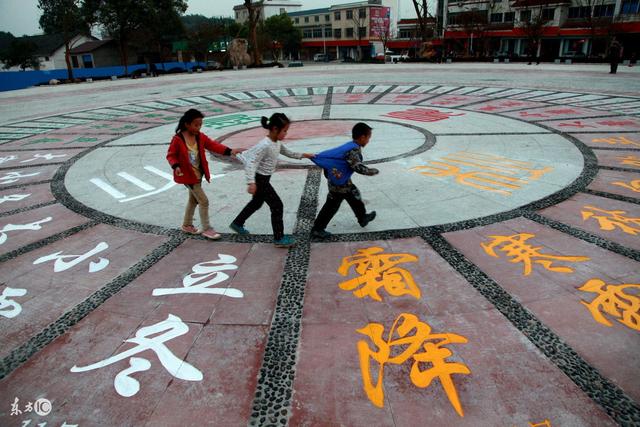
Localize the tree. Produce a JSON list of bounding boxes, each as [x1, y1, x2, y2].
[[263, 13, 301, 61], [517, 2, 550, 63], [184, 15, 225, 62], [85, 0, 186, 75], [411, 0, 433, 41], [38, 0, 90, 81], [244, 0, 262, 65], [351, 7, 368, 61], [0, 39, 41, 70], [458, 10, 488, 56]]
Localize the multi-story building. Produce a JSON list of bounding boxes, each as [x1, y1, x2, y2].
[[288, 0, 398, 60], [439, 0, 640, 60], [234, 0, 302, 24]]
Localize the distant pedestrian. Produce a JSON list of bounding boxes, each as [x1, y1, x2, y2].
[[166, 108, 243, 240], [310, 122, 379, 239], [230, 113, 314, 248], [150, 62, 158, 77], [609, 38, 622, 74]]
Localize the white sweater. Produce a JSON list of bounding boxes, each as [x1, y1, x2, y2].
[[239, 137, 303, 183]]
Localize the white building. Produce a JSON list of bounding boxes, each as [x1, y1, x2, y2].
[[234, 0, 303, 23]]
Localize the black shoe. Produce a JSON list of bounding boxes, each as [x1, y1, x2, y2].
[[311, 229, 332, 239], [359, 211, 376, 227]]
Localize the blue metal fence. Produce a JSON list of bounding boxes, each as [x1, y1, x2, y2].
[[0, 61, 206, 92]]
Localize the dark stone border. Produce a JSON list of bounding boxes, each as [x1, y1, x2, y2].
[[248, 169, 320, 426]]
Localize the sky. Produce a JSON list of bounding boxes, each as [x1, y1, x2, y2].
[[0, 0, 418, 37]]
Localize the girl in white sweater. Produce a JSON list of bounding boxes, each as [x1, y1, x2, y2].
[[230, 113, 314, 247]]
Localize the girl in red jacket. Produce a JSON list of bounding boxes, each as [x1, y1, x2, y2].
[[166, 108, 242, 240]]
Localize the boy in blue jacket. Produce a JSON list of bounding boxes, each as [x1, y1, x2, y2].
[[310, 122, 379, 239]]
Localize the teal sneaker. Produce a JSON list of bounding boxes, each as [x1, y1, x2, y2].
[[274, 236, 296, 248], [229, 222, 250, 235]]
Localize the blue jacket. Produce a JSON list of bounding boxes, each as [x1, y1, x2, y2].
[[311, 141, 360, 186]]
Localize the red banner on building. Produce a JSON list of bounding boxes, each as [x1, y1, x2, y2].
[[370, 7, 391, 38]]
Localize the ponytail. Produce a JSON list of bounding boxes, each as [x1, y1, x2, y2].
[[261, 113, 291, 132], [176, 108, 205, 133]]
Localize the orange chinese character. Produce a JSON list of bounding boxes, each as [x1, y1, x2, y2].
[[591, 136, 640, 148], [357, 313, 470, 416], [481, 233, 589, 276], [581, 206, 640, 235], [338, 247, 419, 301], [529, 420, 552, 427], [578, 279, 640, 331], [619, 155, 640, 167], [611, 179, 640, 193]]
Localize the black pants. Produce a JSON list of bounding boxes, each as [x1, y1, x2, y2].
[[610, 60, 619, 74], [313, 184, 366, 231], [233, 174, 284, 240]]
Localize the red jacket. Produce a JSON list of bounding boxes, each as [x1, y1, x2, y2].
[[166, 132, 231, 184]]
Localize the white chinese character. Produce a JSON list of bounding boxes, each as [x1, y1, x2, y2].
[[71, 314, 203, 397], [61, 423, 79, 427], [0, 194, 31, 205], [152, 255, 241, 297], [11, 397, 22, 415], [24, 401, 33, 413], [20, 153, 67, 163], [0, 171, 41, 185], [0, 287, 27, 318], [0, 217, 52, 245], [33, 242, 109, 273], [0, 155, 18, 165]]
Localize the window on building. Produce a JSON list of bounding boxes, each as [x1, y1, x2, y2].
[[490, 12, 503, 22], [313, 27, 322, 38], [295, 17, 299, 23], [346, 27, 354, 37], [519, 10, 531, 22], [335, 11, 341, 20], [304, 16, 309, 22], [324, 27, 331, 37], [358, 26, 367, 37], [359, 8, 366, 18], [447, 13, 459, 25], [542, 8, 555, 20], [82, 54, 93, 68], [280, 8, 285, 14], [325, 14, 331, 21], [303, 29, 312, 38], [346, 9, 353, 19], [399, 29, 415, 38], [315, 15, 320, 22], [71, 56, 79, 67], [334, 28, 342, 38], [568, 6, 591, 18], [593, 4, 615, 16], [620, 0, 639, 14], [503, 12, 515, 22]]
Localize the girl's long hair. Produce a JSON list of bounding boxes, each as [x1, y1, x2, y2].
[[261, 113, 290, 131], [176, 108, 205, 133]]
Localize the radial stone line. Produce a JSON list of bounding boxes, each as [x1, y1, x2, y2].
[[248, 169, 321, 426]]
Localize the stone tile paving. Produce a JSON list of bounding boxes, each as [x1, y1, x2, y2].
[[0, 64, 639, 426]]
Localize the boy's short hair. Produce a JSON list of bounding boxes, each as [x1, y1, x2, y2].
[[352, 122, 372, 140]]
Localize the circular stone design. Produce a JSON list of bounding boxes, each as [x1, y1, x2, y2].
[[64, 99, 584, 234]]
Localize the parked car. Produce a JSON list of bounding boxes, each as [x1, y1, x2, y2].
[[206, 60, 223, 70], [313, 53, 330, 62], [341, 56, 355, 63]]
